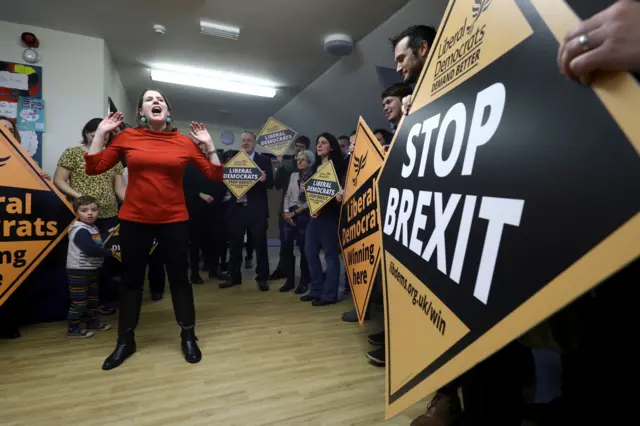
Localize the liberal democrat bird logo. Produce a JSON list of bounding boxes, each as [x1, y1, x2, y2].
[[467, 0, 491, 33], [0, 156, 10, 167], [352, 150, 368, 186]]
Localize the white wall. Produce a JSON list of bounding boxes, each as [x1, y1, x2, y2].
[[174, 120, 261, 153], [0, 20, 132, 174], [274, 0, 448, 138], [104, 47, 131, 123]]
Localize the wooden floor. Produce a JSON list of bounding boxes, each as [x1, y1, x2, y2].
[[0, 273, 428, 425]]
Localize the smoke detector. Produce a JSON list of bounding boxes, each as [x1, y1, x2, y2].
[[153, 24, 167, 35], [200, 20, 240, 40], [324, 34, 354, 56]]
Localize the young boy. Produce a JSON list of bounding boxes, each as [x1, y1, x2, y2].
[[66, 196, 114, 338]]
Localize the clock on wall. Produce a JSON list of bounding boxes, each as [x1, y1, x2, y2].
[[220, 131, 235, 146]]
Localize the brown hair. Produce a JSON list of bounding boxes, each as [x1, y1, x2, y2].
[[135, 89, 177, 131], [73, 195, 99, 212], [0, 115, 21, 143]]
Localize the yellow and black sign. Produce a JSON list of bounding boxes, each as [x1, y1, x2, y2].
[[223, 150, 262, 199], [377, 0, 640, 418], [305, 161, 341, 216], [256, 117, 298, 157], [0, 124, 75, 307], [102, 224, 158, 261], [339, 118, 385, 325]]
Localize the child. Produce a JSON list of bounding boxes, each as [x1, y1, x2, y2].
[[66, 195, 115, 338]]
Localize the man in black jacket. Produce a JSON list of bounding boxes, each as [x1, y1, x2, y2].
[[220, 131, 274, 291]]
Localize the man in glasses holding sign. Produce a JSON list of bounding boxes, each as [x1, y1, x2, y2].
[[301, 133, 346, 306], [220, 131, 273, 292]]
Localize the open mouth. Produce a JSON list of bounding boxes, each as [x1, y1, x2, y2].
[[151, 106, 163, 114]]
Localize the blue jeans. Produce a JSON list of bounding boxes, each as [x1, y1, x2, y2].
[[305, 214, 340, 302]]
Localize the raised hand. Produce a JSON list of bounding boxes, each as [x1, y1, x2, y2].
[[190, 122, 213, 147], [258, 170, 267, 182], [97, 112, 124, 135]]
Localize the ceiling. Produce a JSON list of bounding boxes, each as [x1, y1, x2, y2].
[[1, 0, 410, 128]]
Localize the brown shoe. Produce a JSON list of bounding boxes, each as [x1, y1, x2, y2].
[[410, 391, 461, 426]]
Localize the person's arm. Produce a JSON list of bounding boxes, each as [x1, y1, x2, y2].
[[74, 229, 113, 257], [114, 174, 126, 201], [283, 174, 295, 212], [53, 166, 82, 199], [274, 158, 290, 190], [85, 113, 125, 175], [188, 123, 224, 181], [264, 156, 274, 190]]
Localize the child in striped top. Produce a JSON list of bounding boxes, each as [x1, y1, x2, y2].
[[66, 196, 115, 339]]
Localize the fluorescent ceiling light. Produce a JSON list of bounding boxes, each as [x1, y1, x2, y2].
[[152, 63, 280, 87], [200, 20, 240, 40], [150, 69, 277, 98]]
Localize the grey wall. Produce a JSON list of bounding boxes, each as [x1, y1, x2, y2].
[[273, 0, 448, 140]]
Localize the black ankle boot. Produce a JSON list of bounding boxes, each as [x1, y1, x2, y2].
[[102, 335, 136, 371], [279, 280, 295, 292], [180, 328, 202, 364]]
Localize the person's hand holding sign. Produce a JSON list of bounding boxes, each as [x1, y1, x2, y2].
[[558, 0, 640, 83], [259, 170, 267, 182], [335, 189, 344, 204], [402, 94, 413, 115]]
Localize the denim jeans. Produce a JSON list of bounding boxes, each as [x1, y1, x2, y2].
[[305, 214, 340, 302]]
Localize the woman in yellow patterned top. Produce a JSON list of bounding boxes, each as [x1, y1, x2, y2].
[[54, 118, 126, 315]]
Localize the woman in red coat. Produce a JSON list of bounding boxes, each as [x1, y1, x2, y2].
[[85, 89, 223, 370]]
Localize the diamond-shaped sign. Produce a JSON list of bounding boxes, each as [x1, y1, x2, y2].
[[305, 161, 341, 216], [377, 0, 640, 418], [0, 124, 75, 307], [102, 224, 158, 261], [256, 117, 297, 157], [339, 117, 385, 325], [223, 150, 262, 199]]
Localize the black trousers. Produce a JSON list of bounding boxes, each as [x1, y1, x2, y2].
[[281, 220, 310, 286], [148, 248, 166, 295], [187, 209, 215, 276], [118, 220, 194, 337], [228, 203, 269, 282], [458, 341, 530, 425]]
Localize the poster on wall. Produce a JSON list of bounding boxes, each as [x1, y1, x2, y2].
[[0, 125, 75, 307], [339, 117, 385, 326], [376, 0, 640, 419], [17, 97, 45, 132], [0, 61, 44, 166]]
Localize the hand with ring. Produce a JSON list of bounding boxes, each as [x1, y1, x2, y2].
[[557, 0, 640, 83]]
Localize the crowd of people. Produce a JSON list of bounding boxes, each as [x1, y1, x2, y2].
[[1, 0, 638, 423]]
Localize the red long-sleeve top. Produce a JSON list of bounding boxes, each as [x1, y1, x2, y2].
[[85, 128, 224, 224]]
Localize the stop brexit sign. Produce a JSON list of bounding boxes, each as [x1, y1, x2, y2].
[[376, 0, 640, 418]]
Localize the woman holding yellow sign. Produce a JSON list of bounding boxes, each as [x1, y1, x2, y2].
[[300, 133, 346, 306]]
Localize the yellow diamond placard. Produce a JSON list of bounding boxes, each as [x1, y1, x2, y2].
[[223, 150, 262, 199], [305, 161, 341, 216], [0, 123, 75, 307], [339, 117, 385, 325], [257, 117, 298, 157]]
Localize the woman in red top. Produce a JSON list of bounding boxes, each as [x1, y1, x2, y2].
[[85, 89, 223, 370]]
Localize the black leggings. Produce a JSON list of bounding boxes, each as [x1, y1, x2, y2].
[[118, 220, 194, 337]]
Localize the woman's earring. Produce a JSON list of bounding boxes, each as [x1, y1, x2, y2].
[[140, 115, 147, 124], [166, 116, 172, 125]]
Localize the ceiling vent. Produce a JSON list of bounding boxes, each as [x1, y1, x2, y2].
[[200, 20, 240, 40]]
